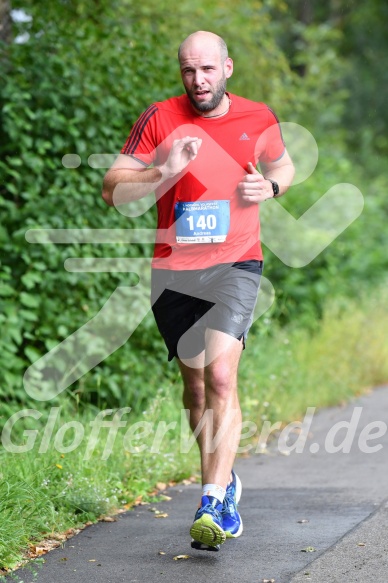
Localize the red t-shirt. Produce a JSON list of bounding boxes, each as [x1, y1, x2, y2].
[[121, 93, 285, 270]]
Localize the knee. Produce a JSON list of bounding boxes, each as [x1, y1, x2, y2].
[[205, 363, 235, 401]]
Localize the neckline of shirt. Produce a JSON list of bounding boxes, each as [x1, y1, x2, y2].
[[186, 92, 234, 121]]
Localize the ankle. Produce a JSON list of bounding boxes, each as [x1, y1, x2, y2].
[[202, 484, 226, 504]]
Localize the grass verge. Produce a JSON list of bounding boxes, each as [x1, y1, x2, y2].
[[1, 285, 387, 572], [0, 390, 199, 573], [239, 285, 388, 427]]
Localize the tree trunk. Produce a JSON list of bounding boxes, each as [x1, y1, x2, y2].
[[298, 0, 313, 25], [0, 0, 12, 44]]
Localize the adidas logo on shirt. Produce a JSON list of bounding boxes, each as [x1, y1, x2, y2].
[[239, 133, 250, 140]]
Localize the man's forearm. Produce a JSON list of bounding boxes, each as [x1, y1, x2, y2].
[[264, 162, 295, 198], [102, 165, 171, 207]]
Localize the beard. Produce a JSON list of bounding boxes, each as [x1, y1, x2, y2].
[[186, 75, 227, 113]]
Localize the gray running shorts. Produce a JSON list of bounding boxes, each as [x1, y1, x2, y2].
[[151, 260, 263, 361]]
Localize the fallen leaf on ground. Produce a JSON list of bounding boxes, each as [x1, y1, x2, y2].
[[357, 542, 366, 546], [173, 555, 191, 560], [8, 521, 96, 574], [262, 579, 275, 583], [158, 551, 166, 555], [29, 540, 62, 557], [301, 547, 316, 552], [155, 513, 169, 518], [101, 516, 116, 522], [49, 533, 66, 541], [64, 528, 78, 536], [156, 482, 167, 491], [159, 495, 172, 501]]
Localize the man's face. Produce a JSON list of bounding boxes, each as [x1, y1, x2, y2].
[[179, 43, 233, 113]]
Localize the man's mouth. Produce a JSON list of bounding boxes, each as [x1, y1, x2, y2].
[[194, 90, 210, 98]]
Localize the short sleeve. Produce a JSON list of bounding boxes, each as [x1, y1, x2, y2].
[[255, 106, 285, 164], [121, 104, 159, 166]]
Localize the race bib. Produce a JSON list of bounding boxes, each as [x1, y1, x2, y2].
[[174, 200, 230, 243]]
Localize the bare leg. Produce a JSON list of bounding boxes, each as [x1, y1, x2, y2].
[[179, 355, 205, 433], [178, 329, 243, 490]]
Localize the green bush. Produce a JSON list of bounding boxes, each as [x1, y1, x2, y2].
[[0, 0, 295, 412], [0, 1, 182, 413], [1, 0, 387, 415]]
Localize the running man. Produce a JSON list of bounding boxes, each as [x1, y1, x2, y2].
[[102, 30, 294, 551]]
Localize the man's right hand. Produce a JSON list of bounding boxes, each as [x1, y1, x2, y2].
[[159, 136, 202, 180], [102, 137, 202, 207]]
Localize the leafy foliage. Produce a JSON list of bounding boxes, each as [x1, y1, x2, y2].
[[0, 0, 387, 414], [0, 0, 181, 412]]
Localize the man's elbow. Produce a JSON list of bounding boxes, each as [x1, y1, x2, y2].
[[102, 174, 115, 206], [102, 187, 114, 206]]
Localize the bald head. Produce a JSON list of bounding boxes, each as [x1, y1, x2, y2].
[[178, 30, 233, 115], [178, 31, 228, 64]]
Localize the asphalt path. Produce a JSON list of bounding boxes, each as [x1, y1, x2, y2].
[[10, 385, 388, 583]]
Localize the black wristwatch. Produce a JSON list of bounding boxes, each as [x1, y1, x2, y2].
[[266, 178, 280, 197]]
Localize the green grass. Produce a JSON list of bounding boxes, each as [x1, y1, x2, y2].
[[1, 285, 387, 572], [0, 390, 199, 572], [0, 476, 55, 571], [239, 285, 388, 427]]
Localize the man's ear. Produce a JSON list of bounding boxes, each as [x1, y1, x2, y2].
[[224, 57, 234, 79]]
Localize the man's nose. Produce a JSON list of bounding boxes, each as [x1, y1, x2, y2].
[[194, 70, 205, 86]]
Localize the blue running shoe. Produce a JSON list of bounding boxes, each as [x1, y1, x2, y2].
[[222, 470, 243, 538], [190, 496, 226, 551]]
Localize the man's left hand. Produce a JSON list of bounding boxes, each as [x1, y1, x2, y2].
[[238, 162, 273, 203]]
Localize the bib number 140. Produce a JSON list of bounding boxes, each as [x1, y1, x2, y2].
[[186, 214, 217, 231], [174, 200, 230, 243]]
